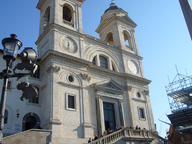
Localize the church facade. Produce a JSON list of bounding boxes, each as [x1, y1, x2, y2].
[[1, 0, 166, 143]]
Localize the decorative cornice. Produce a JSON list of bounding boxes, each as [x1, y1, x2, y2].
[[57, 81, 82, 89], [125, 73, 151, 85], [97, 91, 123, 100], [40, 50, 150, 85], [132, 97, 147, 103]]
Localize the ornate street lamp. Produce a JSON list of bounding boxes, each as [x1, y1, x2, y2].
[[0, 34, 38, 143], [2, 34, 22, 64]]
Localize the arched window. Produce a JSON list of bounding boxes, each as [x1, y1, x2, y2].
[[99, 56, 108, 69], [4, 109, 8, 124], [106, 32, 114, 45], [43, 7, 50, 30], [92, 54, 118, 71], [123, 31, 132, 49], [63, 4, 74, 27], [63, 6, 72, 22], [29, 87, 39, 104]]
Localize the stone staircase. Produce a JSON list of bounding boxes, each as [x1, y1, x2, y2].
[[3, 129, 52, 144], [88, 128, 170, 144], [2, 128, 171, 144]]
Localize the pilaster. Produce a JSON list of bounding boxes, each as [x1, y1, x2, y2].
[[81, 73, 94, 138], [95, 95, 103, 137], [118, 99, 125, 127]]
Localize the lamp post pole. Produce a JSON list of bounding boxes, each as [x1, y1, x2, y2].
[[0, 74, 9, 144]]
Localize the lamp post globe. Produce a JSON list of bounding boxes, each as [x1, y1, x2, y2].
[[2, 34, 22, 63]]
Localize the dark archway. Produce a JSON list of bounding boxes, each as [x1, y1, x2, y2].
[[22, 113, 40, 131]]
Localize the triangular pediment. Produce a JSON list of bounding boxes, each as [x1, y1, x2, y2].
[[92, 79, 124, 94]]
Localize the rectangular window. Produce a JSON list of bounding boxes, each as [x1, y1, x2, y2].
[[139, 108, 145, 119], [99, 56, 108, 69], [68, 95, 75, 109], [66, 94, 76, 110]]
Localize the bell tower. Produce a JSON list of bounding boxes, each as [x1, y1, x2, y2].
[[35, 0, 85, 143], [96, 2, 139, 55], [37, 0, 84, 35], [36, 0, 85, 59]]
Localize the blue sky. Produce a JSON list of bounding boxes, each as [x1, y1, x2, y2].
[[0, 0, 192, 138]]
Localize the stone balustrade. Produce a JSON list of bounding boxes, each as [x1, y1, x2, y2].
[[88, 128, 169, 144]]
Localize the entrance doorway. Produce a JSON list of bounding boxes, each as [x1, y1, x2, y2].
[[22, 113, 40, 131], [103, 102, 116, 131]]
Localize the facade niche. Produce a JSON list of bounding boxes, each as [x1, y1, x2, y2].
[[106, 32, 114, 45], [63, 4, 74, 27], [123, 30, 133, 49], [43, 7, 50, 30]]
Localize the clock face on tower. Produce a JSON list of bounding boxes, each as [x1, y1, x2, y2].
[[128, 60, 139, 74], [60, 36, 77, 53]]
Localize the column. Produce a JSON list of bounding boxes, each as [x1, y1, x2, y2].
[[81, 73, 93, 138], [118, 99, 125, 127]]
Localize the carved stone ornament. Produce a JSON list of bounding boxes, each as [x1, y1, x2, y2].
[[81, 73, 91, 82], [46, 66, 60, 73], [144, 90, 149, 95], [127, 85, 133, 91]]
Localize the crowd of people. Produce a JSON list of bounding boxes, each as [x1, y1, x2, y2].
[[87, 126, 123, 143]]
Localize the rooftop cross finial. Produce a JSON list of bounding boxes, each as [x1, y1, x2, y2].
[[111, 0, 114, 3]]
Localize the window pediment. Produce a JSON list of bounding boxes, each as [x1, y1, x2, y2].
[[92, 79, 124, 95]]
